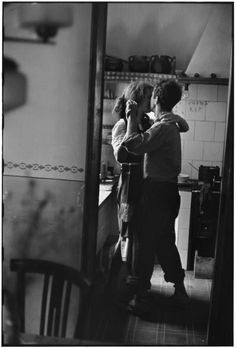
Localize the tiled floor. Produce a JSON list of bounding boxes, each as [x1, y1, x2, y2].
[[87, 265, 212, 346]]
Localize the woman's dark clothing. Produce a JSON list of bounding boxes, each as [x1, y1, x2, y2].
[[109, 118, 149, 293], [109, 160, 144, 292]]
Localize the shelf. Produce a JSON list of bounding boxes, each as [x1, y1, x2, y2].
[[105, 71, 175, 83], [104, 71, 229, 86], [179, 76, 229, 86]]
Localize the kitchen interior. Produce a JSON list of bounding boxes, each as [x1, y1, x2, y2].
[[2, 2, 233, 346]]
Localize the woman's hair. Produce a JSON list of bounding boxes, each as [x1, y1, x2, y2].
[[113, 80, 153, 119], [154, 79, 182, 112]]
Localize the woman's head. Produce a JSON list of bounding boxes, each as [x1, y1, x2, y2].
[[154, 79, 182, 112], [113, 81, 153, 119]]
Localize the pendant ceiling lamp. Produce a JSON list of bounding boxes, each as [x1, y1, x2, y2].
[[18, 3, 73, 43], [3, 57, 27, 112]]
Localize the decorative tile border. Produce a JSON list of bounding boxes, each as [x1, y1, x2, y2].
[[4, 161, 84, 174]]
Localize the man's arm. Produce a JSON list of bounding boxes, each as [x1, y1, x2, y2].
[[122, 99, 166, 155], [123, 122, 167, 155], [162, 114, 189, 132]]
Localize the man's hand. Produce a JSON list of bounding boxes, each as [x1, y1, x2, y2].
[[162, 114, 189, 132]]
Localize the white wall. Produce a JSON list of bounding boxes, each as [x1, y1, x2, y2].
[[3, 3, 92, 265], [4, 3, 91, 181], [174, 84, 228, 178]]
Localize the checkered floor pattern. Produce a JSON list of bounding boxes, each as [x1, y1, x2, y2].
[[87, 265, 211, 345]]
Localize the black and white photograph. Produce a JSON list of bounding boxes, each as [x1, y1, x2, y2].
[[2, 1, 233, 346]]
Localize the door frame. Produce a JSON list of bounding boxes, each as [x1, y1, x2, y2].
[[81, 3, 107, 280], [207, 48, 233, 345]]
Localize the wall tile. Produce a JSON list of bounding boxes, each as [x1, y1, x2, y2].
[[206, 102, 227, 122], [217, 86, 228, 102], [190, 160, 213, 179], [203, 142, 224, 162], [183, 141, 203, 160], [175, 218, 179, 241], [186, 100, 206, 120], [177, 228, 189, 249], [173, 100, 186, 118], [189, 166, 198, 180], [188, 85, 197, 99], [197, 85, 217, 101], [180, 191, 191, 208], [195, 121, 215, 141], [181, 160, 192, 177], [179, 209, 190, 229], [215, 122, 226, 142], [179, 250, 187, 269], [181, 120, 194, 140]]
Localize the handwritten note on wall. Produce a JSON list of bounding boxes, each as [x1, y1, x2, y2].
[[186, 100, 208, 120]]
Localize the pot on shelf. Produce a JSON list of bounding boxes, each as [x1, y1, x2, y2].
[[105, 55, 123, 72], [128, 55, 149, 73], [149, 55, 175, 74]]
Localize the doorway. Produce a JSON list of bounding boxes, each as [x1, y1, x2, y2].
[[87, 2, 233, 345]]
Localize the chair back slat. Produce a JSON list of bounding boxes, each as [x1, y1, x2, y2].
[[40, 274, 50, 335], [50, 277, 64, 336], [61, 281, 72, 337], [74, 284, 92, 339], [10, 259, 92, 339]]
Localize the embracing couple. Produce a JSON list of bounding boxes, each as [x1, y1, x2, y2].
[[109, 79, 190, 315]]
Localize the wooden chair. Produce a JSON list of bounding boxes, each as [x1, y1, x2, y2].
[[10, 259, 92, 338]]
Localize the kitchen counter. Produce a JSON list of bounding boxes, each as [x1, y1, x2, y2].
[[100, 179, 203, 198], [178, 179, 203, 192]]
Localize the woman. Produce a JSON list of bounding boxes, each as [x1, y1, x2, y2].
[[108, 80, 153, 309]]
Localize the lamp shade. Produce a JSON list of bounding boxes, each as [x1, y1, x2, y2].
[[3, 57, 27, 112], [18, 3, 73, 29]]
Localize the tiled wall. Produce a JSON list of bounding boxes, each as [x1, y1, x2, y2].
[[175, 191, 192, 269], [173, 84, 228, 179], [102, 83, 228, 178]]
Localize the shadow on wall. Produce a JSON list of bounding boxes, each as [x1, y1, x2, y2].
[[3, 179, 83, 294], [3, 179, 84, 338]]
